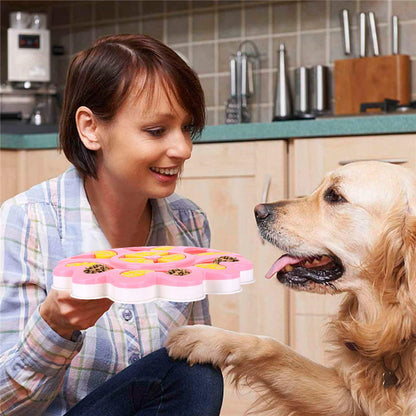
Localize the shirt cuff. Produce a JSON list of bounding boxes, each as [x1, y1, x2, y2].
[[16, 306, 84, 376]]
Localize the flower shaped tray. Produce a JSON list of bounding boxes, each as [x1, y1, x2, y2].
[[52, 246, 254, 303]]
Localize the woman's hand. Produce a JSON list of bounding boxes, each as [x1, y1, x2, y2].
[[39, 288, 113, 340]]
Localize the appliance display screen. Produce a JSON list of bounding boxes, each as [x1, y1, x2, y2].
[[18, 34, 40, 49]]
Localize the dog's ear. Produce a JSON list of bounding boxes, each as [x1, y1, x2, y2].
[[358, 207, 416, 352], [367, 206, 416, 304], [402, 212, 416, 300], [402, 188, 416, 297]]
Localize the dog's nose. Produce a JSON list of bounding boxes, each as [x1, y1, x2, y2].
[[254, 204, 271, 220]]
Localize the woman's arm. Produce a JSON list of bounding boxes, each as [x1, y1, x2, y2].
[[0, 202, 84, 415]]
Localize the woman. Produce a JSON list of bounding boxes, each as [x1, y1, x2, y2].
[[0, 34, 223, 415]]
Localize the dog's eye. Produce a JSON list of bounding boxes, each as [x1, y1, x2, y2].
[[324, 188, 347, 204]]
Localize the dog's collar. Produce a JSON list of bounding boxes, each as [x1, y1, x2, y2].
[[344, 342, 401, 389]]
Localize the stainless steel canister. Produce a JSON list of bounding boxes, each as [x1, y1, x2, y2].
[[310, 65, 329, 115], [294, 67, 310, 115], [273, 43, 293, 120]]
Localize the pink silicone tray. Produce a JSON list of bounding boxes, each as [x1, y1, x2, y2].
[[52, 246, 254, 303]]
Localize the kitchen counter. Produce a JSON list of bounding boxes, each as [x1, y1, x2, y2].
[[1, 113, 416, 149]]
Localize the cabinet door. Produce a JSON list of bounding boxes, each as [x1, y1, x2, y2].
[[289, 134, 416, 364], [176, 140, 288, 415], [0, 149, 70, 203]]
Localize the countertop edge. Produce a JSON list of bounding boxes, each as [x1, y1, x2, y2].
[[1, 114, 416, 149], [199, 114, 416, 142], [1, 133, 59, 149]]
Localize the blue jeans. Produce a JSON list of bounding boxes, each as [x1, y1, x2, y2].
[[64, 347, 223, 416]]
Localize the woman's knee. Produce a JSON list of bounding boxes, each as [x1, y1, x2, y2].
[[166, 358, 224, 414]]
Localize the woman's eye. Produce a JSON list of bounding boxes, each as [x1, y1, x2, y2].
[[324, 188, 347, 204], [146, 128, 165, 137]]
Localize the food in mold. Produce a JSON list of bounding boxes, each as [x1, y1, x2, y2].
[[53, 246, 254, 303]]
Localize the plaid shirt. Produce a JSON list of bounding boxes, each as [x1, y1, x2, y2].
[[0, 166, 211, 415]]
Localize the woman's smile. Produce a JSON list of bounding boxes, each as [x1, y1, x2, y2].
[[149, 165, 181, 183]]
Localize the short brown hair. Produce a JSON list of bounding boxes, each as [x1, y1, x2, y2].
[[59, 34, 205, 178]]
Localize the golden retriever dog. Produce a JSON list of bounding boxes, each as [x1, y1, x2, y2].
[[166, 161, 416, 416]]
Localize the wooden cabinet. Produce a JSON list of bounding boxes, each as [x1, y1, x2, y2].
[[0, 149, 70, 203], [288, 134, 416, 364], [176, 140, 288, 415], [2, 133, 415, 414]]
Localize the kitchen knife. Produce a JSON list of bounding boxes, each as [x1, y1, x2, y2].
[[392, 15, 399, 54], [340, 9, 351, 55], [368, 12, 380, 56], [359, 12, 366, 57]]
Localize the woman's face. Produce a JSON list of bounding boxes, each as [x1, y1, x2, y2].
[[94, 83, 194, 200]]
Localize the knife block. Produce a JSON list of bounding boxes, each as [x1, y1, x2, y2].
[[334, 55, 410, 115]]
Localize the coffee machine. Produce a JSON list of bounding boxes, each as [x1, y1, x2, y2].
[[7, 12, 50, 87], [1, 12, 57, 126]]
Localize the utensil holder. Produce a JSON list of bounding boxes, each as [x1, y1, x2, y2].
[[334, 54, 410, 115], [226, 41, 261, 124]]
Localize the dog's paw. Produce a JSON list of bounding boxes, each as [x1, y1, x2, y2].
[[166, 325, 233, 368]]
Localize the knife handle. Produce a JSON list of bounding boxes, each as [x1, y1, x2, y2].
[[359, 12, 366, 58], [368, 12, 380, 56], [392, 15, 399, 55], [341, 9, 351, 55]]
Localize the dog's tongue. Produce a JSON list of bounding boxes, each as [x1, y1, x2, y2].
[[265, 254, 303, 279]]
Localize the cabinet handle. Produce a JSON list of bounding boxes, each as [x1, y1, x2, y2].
[[338, 158, 408, 166], [261, 175, 272, 203], [260, 175, 271, 245]]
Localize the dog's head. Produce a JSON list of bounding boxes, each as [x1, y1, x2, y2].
[[255, 161, 416, 299]]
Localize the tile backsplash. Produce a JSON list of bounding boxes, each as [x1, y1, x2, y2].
[[2, 0, 415, 125]]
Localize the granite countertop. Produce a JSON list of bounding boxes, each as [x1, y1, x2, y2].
[[1, 113, 416, 150]]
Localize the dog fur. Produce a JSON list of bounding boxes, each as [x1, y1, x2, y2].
[[166, 161, 416, 416]]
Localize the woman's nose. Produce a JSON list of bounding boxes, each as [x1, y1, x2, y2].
[[167, 132, 192, 160]]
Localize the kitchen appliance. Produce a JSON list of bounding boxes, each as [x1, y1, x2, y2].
[[7, 12, 50, 86], [0, 83, 60, 125], [360, 98, 416, 114], [1, 12, 59, 127]]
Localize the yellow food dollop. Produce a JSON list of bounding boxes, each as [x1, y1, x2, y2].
[[195, 263, 226, 270], [66, 262, 98, 267], [94, 250, 117, 259], [120, 257, 154, 263], [158, 254, 186, 263], [150, 246, 173, 251], [120, 270, 154, 277]]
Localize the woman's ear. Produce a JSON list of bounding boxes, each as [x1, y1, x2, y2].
[[76, 106, 101, 151]]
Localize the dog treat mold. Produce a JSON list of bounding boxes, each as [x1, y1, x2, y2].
[[53, 246, 254, 303]]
